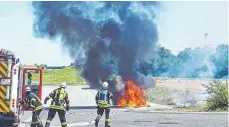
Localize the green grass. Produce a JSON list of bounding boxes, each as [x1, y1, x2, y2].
[[32, 67, 85, 86]]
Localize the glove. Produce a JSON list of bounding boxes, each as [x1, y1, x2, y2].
[[44, 98, 48, 104], [18, 100, 24, 106], [66, 106, 69, 111], [24, 103, 30, 109], [17, 102, 21, 106]]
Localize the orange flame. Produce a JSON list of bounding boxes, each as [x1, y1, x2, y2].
[[117, 80, 147, 107]]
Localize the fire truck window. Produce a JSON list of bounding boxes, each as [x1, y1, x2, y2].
[[26, 71, 40, 97]]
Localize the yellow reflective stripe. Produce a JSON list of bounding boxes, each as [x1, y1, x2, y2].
[[49, 106, 64, 110], [0, 100, 10, 112], [0, 86, 6, 92], [0, 91, 5, 100], [96, 115, 101, 119], [0, 86, 10, 112], [46, 120, 52, 123], [1, 62, 8, 69], [31, 122, 36, 124], [98, 100, 109, 104], [105, 119, 110, 122], [37, 117, 42, 124], [98, 104, 110, 108], [61, 122, 67, 125], [0, 67, 7, 76], [98, 100, 107, 102], [0, 101, 9, 110], [34, 105, 44, 111], [59, 88, 65, 100], [49, 105, 65, 110]]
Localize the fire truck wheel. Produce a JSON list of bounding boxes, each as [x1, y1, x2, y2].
[[0, 123, 4, 127], [0, 124, 11, 127]]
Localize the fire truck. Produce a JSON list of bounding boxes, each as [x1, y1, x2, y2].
[[0, 49, 43, 127]]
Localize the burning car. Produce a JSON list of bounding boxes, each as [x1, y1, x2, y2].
[[107, 75, 147, 107]]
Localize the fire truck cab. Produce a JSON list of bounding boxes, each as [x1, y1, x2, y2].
[[0, 49, 43, 127]]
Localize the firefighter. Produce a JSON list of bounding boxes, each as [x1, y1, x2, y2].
[[44, 82, 69, 127], [27, 72, 32, 86], [95, 81, 113, 127], [19, 87, 44, 127]]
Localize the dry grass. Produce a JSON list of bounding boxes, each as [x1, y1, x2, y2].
[[154, 78, 210, 92]]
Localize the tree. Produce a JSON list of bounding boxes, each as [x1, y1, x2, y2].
[[211, 44, 228, 78]]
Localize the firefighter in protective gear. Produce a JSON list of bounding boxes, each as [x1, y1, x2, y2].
[[95, 81, 113, 127], [44, 82, 70, 127], [19, 87, 44, 127], [27, 72, 32, 87]]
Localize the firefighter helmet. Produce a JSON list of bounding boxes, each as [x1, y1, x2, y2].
[[59, 82, 67, 88], [101, 82, 109, 90], [28, 72, 32, 76], [26, 87, 31, 92]]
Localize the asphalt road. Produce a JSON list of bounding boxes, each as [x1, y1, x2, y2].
[[17, 86, 227, 127], [20, 108, 228, 127]]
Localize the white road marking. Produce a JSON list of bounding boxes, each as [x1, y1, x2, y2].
[[22, 116, 32, 123], [50, 122, 94, 127]]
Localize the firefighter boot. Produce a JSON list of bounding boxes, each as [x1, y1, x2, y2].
[[95, 119, 99, 127], [105, 119, 110, 127], [45, 122, 50, 127], [95, 115, 101, 127], [30, 123, 36, 127]]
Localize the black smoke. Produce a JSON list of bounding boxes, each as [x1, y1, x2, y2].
[[32, 1, 160, 88]]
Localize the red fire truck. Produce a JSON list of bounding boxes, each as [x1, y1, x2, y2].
[[0, 49, 43, 127]]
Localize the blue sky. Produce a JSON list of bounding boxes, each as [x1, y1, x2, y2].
[[0, 1, 228, 66]]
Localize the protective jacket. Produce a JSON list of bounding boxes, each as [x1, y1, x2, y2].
[[95, 89, 113, 108], [22, 92, 43, 112], [45, 88, 69, 110]]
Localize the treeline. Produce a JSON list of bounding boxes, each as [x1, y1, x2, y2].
[[137, 44, 228, 79]]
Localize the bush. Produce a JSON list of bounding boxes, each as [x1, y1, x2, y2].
[[202, 80, 228, 111]]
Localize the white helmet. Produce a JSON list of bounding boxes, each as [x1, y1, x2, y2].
[[59, 82, 67, 88], [26, 87, 31, 92], [101, 82, 109, 90]]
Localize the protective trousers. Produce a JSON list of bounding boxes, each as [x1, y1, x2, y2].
[[31, 109, 43, 127], [45, 109, 67, 127], [95, 107, 110, 127]]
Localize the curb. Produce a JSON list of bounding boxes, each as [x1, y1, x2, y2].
[[130, 110, 228, 114]]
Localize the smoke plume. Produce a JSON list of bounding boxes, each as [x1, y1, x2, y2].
[[32, 1, 160, 88]]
